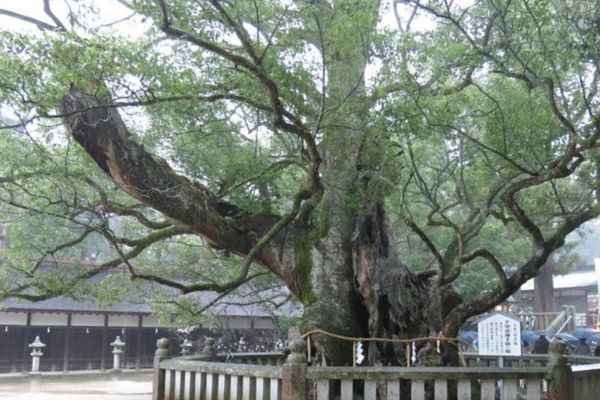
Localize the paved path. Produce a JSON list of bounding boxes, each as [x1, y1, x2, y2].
[[0, 371, 152, 400]]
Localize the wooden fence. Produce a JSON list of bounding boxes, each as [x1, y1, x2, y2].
[[517, 306, 576, 334], [153, 338, 600, 400], [462, 353, 600, 368]]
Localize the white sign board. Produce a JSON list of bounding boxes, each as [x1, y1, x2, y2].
[[477, 313, 521, 356]]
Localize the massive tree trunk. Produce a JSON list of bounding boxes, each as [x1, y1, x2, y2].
[[292, 1, 460, 366]]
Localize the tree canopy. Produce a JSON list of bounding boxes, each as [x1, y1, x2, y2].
[[0, 0, 598, 365]]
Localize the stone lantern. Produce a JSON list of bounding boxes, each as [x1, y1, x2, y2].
[[180, 338, 193, 355], [110, 336, 126, 371], [238, 336, 246, 352], [29, 336, 46, 375]]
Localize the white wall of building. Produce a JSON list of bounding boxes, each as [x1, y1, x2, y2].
[[142, 315, 164, 328], [71, 313, 105, 326], [108, 315, 139, 327], [253, 318, 275, 329], [0, 311, 27, 325], [31, 312, 68, 326], [224, 317, 251, 329], [0, 310, 279, 331]]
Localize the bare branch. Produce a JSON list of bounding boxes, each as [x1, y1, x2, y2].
[[400, 173, 445, 270], [461, 248, 508, 290], [43, 0, 66, 31], [156, 0, 322, 171], [0, 9, 59, 31]]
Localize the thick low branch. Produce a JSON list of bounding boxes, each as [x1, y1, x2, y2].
[[60, 87, 282, 270]]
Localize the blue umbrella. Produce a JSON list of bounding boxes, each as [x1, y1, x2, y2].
[[521, 330, 539, 344], [587, 333, 600, 348], [568, 328, 598, 340], [555, 333, 578, 352], [459, 331, 478, 344]]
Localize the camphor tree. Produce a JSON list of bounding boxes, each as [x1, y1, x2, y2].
[[0, 0, 599, 366]]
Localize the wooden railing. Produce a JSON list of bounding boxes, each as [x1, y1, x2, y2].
[[220, 352, 285, 366], [153, 337, 600, 400], [307, 366, 545, 400], [518, 305, 577, 334], [547, 306, 577, 336], [155, 352, 285, 400], [160, 359, 282, 400], [462, 353, 600, 368], [518, 311, 560, 331], [154, 338, 285, 400], [570, 363, 600, 398]]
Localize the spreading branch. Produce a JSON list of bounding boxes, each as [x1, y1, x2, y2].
[[59, 87, 284, 270]]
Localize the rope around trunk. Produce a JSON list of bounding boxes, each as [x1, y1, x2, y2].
[[300, 329, 468, 366], [301, 328, 460, 345]]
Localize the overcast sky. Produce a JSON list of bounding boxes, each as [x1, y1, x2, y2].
[[0, 0, 146, 37]]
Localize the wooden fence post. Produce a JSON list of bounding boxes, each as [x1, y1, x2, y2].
[[282, 338, 308, 400], [153, 337, 170, 400], [568, 306, 576, 331], [545, 340, 571, 400]]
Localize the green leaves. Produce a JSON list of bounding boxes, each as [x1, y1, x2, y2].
[[378, 0, 600, 302], [0, 0, 598, 323]]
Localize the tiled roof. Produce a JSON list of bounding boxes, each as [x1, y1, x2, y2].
[[1, 296, 151, 313], [521, 266, 599, 291]]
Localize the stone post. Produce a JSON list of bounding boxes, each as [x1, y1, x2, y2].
[[110, 336, 126, 371], [180, 338, 193, 356], [282, 337, 307, 400], [28, 336, 46, 375], [545, 340, 571, 400], [153, 338, 170, 400], [199, 337, 217, 360]]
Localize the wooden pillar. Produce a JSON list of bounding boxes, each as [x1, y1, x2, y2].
[[63, 313, 72, 372], [545, 340, 571, 400], [121, 327, 128, 369], [22, 312, 31, 373], [534, 262, 556, 313], [282, 338, 307, 400], [136, 315, 143, 369], [100, 314, 108, 371]]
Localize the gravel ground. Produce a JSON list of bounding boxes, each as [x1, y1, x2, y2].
[[0, 371, 152, 400]]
